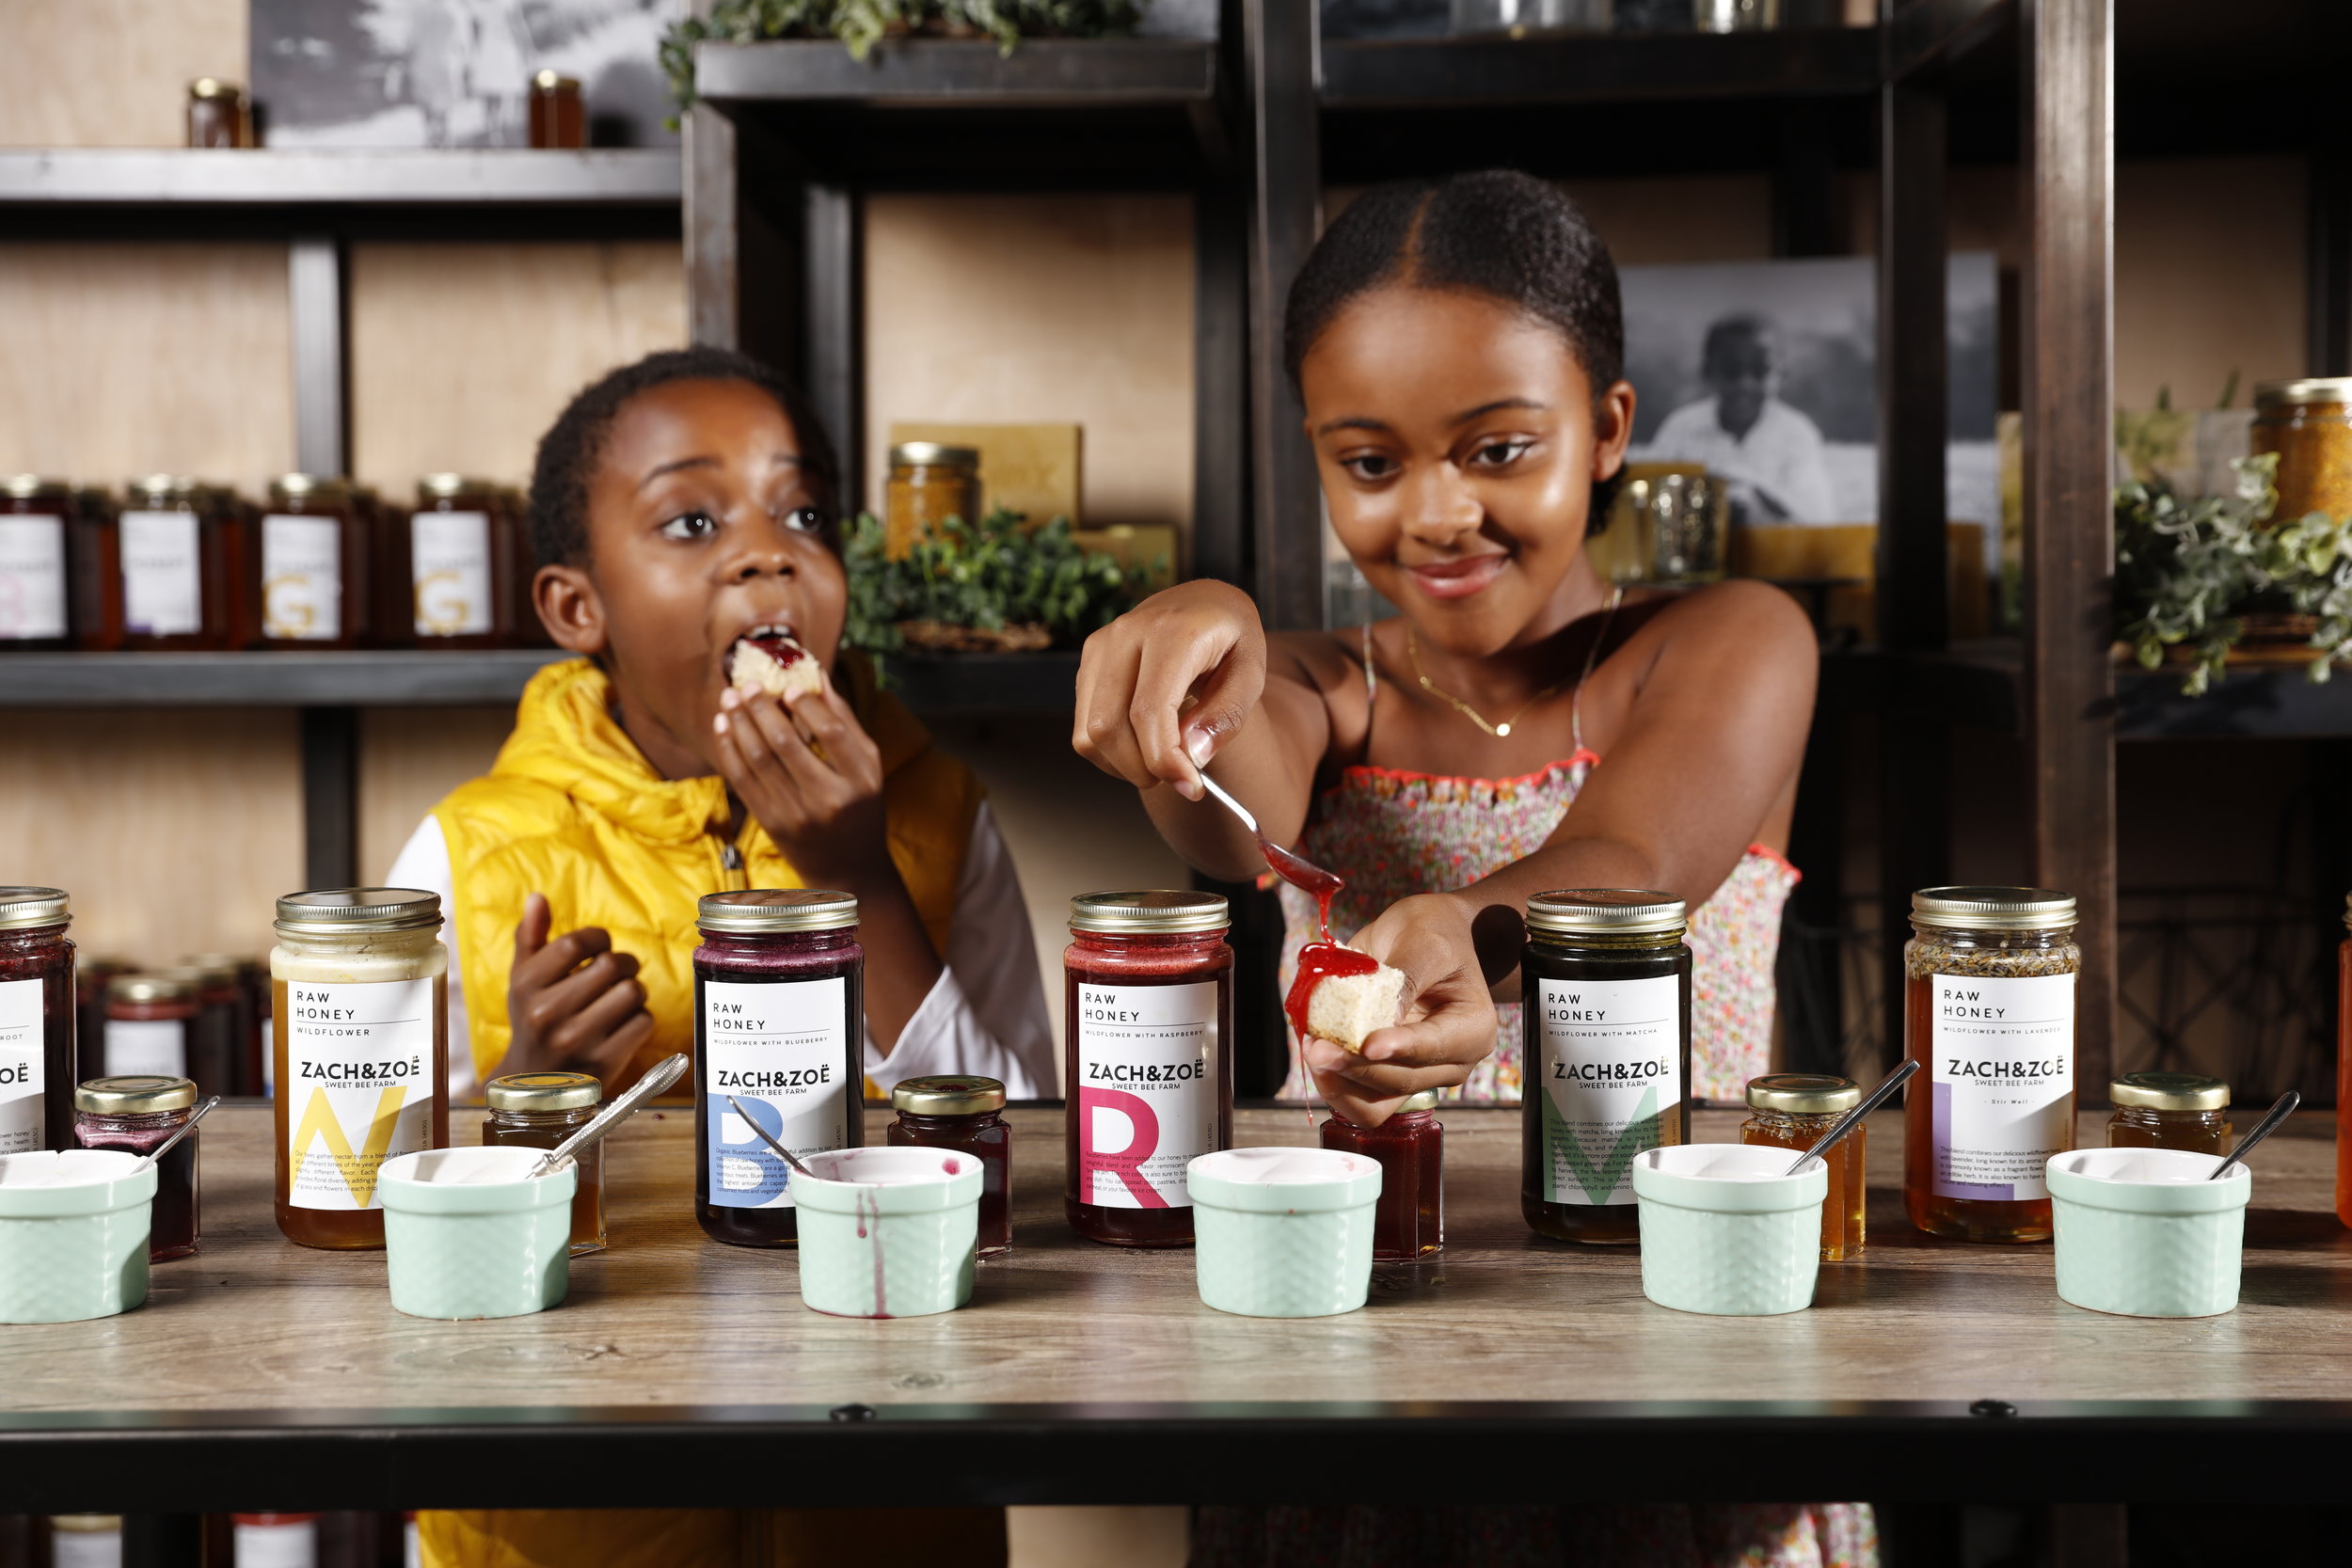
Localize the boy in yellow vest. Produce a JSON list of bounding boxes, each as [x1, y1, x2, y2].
[[387, 348, 1051, 1567]]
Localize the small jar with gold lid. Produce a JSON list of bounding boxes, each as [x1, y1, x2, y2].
[[396, 473, 520, 649], [260, 473, 369, 648], [119, 475, 245, 651], [185, 78, 253, 149], [2106, 1071, 2232, 1157], [484, 1070, 607, 1255], [2252, 377, 2352, 525], [75, 1075, 202, 1259], [887, 1074, 1010, 1256], [0, 476, 77, 650], [1740, 1072, 1865, 1260], [884, 442, 981, 560]]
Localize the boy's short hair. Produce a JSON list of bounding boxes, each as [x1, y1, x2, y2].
[[1281, 170, 1627, 532], [529, 346, 842, 571], [1702, 313, 1779, 375]]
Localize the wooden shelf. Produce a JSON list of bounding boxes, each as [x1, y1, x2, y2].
[[1317, 27, 1882, 109], [0, 649, 1079, 716]]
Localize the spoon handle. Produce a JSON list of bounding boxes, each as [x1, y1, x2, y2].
[[1786, 1059, 1919, 1177], [724, 1095, 818, 1179], [530, 1053, 689, 1177], [137, 1095, 220, 1169], [1196, 773, 1261, 838], [2211, 1088, 2298, 1180]]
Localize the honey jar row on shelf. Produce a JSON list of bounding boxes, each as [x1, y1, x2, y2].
[[0, 472, 550, 652]]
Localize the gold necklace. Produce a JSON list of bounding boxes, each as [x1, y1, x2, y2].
[[1404, 589, 1622, 739]]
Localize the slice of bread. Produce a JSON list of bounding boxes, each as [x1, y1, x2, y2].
[[1306, 958, 1406, 1054], [731, 637, 823, 702]]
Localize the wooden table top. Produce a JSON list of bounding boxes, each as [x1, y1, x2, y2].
[[4, 1102, 2350, 1511]]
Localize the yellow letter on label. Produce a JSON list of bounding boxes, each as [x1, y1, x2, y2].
[[291, 1085, 410, 1207]]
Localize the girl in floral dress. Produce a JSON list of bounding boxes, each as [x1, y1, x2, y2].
[[1073, 171, 1867, 1567]]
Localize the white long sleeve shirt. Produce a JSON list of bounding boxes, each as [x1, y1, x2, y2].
[[386, 800, 1057, 1102], [1648, 395, 1841, 524]]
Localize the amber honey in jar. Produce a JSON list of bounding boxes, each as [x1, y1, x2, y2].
[[485, 1070, 606, 1255], [529, 71, 586, 148], [399, 474, 517, 649], [185, 77, 254, 148], [271, 889, 450, 1249], [884, 442, 981, 560], [1903, 887, 2080, 1243], [119, 475, 244, 650], [260, 474, 369, 648], [1740, 1072, 1865, 1260], [1520, 890, 1692, 1245], [2251, 377, 2352, 526], [0, 476, 75, 650], [2106, 1072, 2232, 1157], [1064, 892, 1233, 1247]]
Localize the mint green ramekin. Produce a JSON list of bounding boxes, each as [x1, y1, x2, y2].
[[1188, 1148, 1382, 1319], [379, 1147, 577, 1321], [2049, 1147, 2250, 1318], [0, 1149, 157, 1323], [791, 1147, 983, 1319], [1632, 1143, 1828, 1316]]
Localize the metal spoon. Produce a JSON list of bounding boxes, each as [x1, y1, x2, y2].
[[527, 1053, 689, 1179], [2210, 1088, 2298, 1180], [135, 1095, 219, 1170], [1197, 773, 1344, 903], [1785, 1059, 1920, 1176], [724, 1094, 818, 1180]]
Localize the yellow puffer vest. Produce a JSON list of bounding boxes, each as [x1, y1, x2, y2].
[[432, 656, 980, 1091]]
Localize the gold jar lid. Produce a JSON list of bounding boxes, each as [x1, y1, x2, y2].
[[891, 1074, 1007, 1116], [1396, 1088, 1441, 1114], [1746, 1072, 1861, 1115], [275, 887, 443, 936], [75, 1074, 198, 1114], [1910, 886, 2077, 932], [2110, 1071, 2229, 1112], [532, 70, 582, 91], [126, 474, 203, 507], [269, 472, 349, 505], [108, 972, 195, 1005], [697, 889, 859, 934], [1068, 890, 1230, 934], [418, 472, 500, 501], [48, 1516, 123, 1535], [2253, 377, 2352, 410], [486, 1070, 602, 1112], [188, 78, 244, 102], [3, 475, 72, 500], [0, 886, 69, 931], [1525, 889, 1687, 937], [889, 442, 980, 470]]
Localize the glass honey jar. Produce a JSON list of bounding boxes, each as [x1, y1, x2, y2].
[[1740, 1072, 1865, 1260], [397, 474, 520, 649], [119, 476, 246, 651], [884, 442, 981, 560], [2107, 1071, 2231, 1157], [0, 476, 75, 650], [485, 1070, 607, 1255], [259, 474, 369, 648]]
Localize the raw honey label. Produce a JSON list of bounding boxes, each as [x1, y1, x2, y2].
[[411, 511, 494, 637], [703, 976, 850, 1209], [119, 510, 202, 636], [1929, 972, 2075, 1201], [0, 515, 67, 641], [0, 978, 42, 1154], [285, 976, 436, 1210], [262, 514, 342, 640], [1534, 975, 1681, 1206], [1074, 980, 1219, 1209]]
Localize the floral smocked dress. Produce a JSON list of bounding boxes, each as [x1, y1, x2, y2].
[[1275, 614, 1801, 1106]]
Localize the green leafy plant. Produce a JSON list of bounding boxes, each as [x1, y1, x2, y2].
[[661, 0, 1150, 116], [2114, 452, 2352, 695], [844, 507, 1159, 678]]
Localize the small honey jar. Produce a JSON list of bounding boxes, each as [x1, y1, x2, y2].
[[1740, 1072, 1865, 1260], [2106, 1071, 2232, 1158]]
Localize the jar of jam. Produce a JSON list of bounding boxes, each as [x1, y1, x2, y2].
[[0, 476, 75, 650], [185, 77, 254, 148], [175, 956, 246, 1098], [0, 887, 75, 1155], [529, 71, 586, 148], [1520, 890, 1692, 1245], [1740, 1072, 1865, 1260], [1064, 891, 1233, 1247], [259, 474, 369, 648], [693, 890, 866, 1248], [74, 1074, 201, 1260], [1321, 1087, 1442, 1260], [104, 972, 196, 1081], [271, 889, 451, 1250], [396, 474, 519, 649], [1903, 886, 2080, 1243], [2251, 376, 2352, 526], [484, 1070, 606, 1255], [119, 475, 246, 650], [887, 1074, 1010, 1256], [884, 442, 982, 560], [2108, 1071, 2231, 1156]]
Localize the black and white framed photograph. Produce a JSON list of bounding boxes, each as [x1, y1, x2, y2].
[[251, 0, 681, 148]]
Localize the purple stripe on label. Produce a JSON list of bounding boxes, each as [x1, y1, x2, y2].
[[1932, 1078, 2014, 1201]]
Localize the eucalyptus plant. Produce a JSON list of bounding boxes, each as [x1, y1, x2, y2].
[[2114, 452, 2352, 695], [661, 0, 1150, 112]]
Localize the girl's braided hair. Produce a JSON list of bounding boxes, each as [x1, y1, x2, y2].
[[528, 346, 842, 569], [1282, 170, 1628, 532]]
